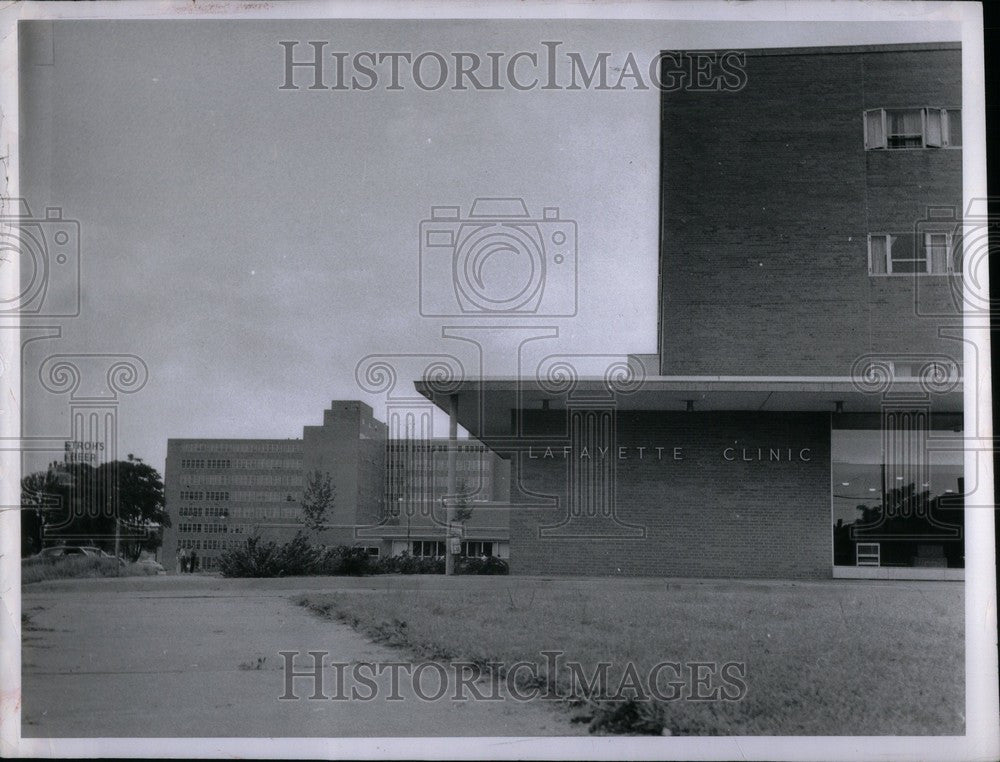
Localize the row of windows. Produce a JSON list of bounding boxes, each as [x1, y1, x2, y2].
[[412, 540, 446, 558], [408, 541, 497, 558], [864, 108, 961, 150], [232, 459, 302, 470], [180, 473, 300, 486], [179, 459, 232, 469], [868, 233, 960, 276], [179, 505, 230, 518], [176, 491, 298, 504], [178, 522, 230, 534], [182, 474, 227, 485], [177, 538, 232, 551], [180, 442, 302, 453], [226, 506, 302, 520], [387, 444, 491, 453], [178, 511, 301, 530], [179, 457, 303, 470], [232, 491, 301, 503], [179, 522, 255, 535]]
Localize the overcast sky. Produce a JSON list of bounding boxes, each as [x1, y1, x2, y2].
[[19, 17, 961, 475]]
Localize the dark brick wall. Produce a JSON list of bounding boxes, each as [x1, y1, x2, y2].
[[509, 411, 831, 579], [659, 44, 963, 376]]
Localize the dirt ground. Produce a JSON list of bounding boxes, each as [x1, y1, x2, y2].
[[20, 574, 586, 737]]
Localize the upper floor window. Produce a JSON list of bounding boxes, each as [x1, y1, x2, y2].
[[864, 108, 961, 150], [868, 232, 960, 275]]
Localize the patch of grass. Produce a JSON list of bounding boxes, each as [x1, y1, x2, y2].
[[21, 555, 156, 585], [296, 578, 964, 736]]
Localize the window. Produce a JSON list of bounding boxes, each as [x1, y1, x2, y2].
[[864, 108, 961, 150], [868, 233, 959, 275], [411, 540, 445, 557], [461, 541, 494, 557]]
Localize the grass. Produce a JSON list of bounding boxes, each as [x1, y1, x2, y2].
[[296, 577, 964, 736], [21, 555, 158, 585]]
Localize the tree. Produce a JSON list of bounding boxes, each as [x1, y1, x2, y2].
[[452, 478, 474, 525], [101, 454, 169, 561], [19, 455, 167, 560], [20, 468, 63, 556], [301, 470, 335, 536]]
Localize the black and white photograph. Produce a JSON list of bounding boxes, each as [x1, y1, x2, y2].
[[1, 1, 997, 759]]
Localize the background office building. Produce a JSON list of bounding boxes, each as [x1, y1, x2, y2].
[[162, 402, 511, 571]]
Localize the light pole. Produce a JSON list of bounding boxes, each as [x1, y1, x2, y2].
[[399, 497, 410, 551], [445, 394, 458, 576]]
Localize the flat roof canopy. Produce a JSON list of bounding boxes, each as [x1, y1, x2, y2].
[[414, 376, 964, 441]]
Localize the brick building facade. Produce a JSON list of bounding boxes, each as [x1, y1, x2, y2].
[[415, 42, 966, 580]]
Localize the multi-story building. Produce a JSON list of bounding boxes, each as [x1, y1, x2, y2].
[[415, 42, 966, 580], [162, 401, 511, 571], [163, 438, 305, 571]]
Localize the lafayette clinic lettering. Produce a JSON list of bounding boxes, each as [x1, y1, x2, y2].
[[525, 446, 812, 462]]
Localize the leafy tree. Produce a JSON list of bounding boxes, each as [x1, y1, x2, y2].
[[452, 478, 474, 525], [102, 454, 169, 561], [20, 468, 63, 556], [301, 470, 335, 535], [19, 455, 167, 560]]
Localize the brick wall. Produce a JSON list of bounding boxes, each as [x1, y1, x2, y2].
[[659, 44, 963, 376], [509, 410, 831, 579]]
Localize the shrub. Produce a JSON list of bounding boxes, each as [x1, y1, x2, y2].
[[315, 545, 373, 576], [218, 535, 283, 577], [273, 531, 320, 576], [21, 555, 152, 585], [456, 555, 509, 575], [337, 546, 374, 576], [588, 698, 667, 736], [374, 552, 444, 575]]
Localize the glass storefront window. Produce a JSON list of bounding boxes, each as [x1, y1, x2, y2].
[[832, 415, 964, 568]]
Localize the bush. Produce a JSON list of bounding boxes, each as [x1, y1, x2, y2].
[[21, 555, 155, 585], [456, 555, 509, 575], [374, 552, 444, 575], [315, 545, 373, 576], [218, 538, 510, 578], [588, 698, 668, 736], [218, 535, 284, 577], [273, 532, 320, 576]]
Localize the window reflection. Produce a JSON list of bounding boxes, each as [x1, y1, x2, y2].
[[832, 416, 964, 568]]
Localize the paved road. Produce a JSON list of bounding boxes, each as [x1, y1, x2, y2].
[[21, 575, 586, 737]]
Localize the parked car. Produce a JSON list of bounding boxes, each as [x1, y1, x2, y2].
[[38, 545, 99, 559]]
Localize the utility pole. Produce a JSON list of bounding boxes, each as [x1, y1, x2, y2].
[[445, 393, 458, 576]]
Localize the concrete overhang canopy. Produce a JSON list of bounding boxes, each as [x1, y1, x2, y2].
[[414, 375, 963, 441]]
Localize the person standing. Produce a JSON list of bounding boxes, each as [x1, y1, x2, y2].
[[190, 550, 198, 573]]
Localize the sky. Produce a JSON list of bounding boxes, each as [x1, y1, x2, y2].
[[19, 16, 963, 475]]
